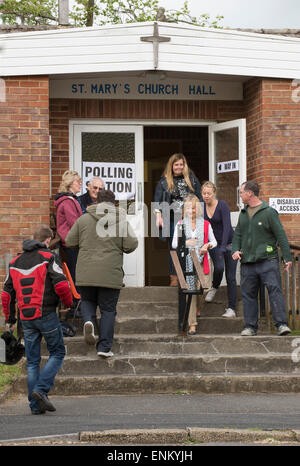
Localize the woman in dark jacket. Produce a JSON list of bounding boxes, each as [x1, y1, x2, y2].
[[202, 181, 237, 318], [154, 153, 203, 286]]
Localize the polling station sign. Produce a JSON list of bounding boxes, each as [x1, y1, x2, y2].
[[269, 198, 300, 214], [82, 162, 135, 200]]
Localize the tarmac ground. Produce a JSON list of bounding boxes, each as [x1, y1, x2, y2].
[[0, 392, 300, 449]]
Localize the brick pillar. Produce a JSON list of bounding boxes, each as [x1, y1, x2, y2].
[[244, 78, 300, 243], [0, 76, 50, 284]]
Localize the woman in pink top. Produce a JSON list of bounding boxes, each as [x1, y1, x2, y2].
[[54, 170, 82, 285]]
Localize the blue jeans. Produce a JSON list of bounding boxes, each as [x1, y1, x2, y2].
[[22, 312, 65, 412], [79, 287, 120, 353], [209, 246, 237, 310], [240, 258, 288, 331]]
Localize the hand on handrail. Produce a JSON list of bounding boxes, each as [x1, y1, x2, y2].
[[284, 261, 292, 272]]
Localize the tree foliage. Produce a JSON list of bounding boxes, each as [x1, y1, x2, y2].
[[0, 0, 57, 25], [0, 0, 223, 28]]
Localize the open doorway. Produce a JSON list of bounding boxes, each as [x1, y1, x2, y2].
[[144, 126, 209, 286]]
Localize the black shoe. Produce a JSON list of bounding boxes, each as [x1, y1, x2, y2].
[[32, 391, 56, 412], [31, 409, 46, 415]]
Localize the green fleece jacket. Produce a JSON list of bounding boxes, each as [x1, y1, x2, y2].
[[65, 202, 138, 289], [232, 200, 292, 264]]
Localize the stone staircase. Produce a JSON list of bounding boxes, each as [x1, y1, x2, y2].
[[12, 287, 300, 395]]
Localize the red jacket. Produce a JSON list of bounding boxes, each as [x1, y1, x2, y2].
[[1, 240, 73, 324], [54, 193, 82, 246]]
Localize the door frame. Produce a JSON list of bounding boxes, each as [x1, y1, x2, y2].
[[69, 118, 247, 285], [70, 121, 145, 286], [208, 118, 247, 226], [208, 118, 247, 200]]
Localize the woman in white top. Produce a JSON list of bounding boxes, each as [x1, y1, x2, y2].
[[172, 194, 217, 335]]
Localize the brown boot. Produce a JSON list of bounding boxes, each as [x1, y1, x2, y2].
[[169, 275, 178, 287]]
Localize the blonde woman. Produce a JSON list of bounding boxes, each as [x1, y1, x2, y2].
[[154, 153, 203, 286], [202, 181, 237, 318], [54, 170, 83, 285], [172, 195, 217, 335]]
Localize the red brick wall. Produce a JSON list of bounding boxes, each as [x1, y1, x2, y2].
[[244, 78, 263, 182], [244, 78, 300, 243], [0, 76, 50, 284]]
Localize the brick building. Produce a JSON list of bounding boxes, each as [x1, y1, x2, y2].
[[0, 22, 300, 286]]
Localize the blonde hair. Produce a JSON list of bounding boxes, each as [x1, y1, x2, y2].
[[163, 153, 194, 192], [202, 181, 217, 193], [58, 170, 80, 193], [183, 194, 203, 218]]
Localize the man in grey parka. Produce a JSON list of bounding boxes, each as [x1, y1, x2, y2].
[[66, 190, 138, 357]]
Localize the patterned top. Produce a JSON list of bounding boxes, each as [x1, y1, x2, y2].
[[170, 175, 190, 214]]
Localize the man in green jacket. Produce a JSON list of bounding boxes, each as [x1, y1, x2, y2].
[[232, 180, 292, 336], [66, 189, 138, 357]]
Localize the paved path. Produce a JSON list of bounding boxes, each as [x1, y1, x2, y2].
[[0, 393, 300, 443]]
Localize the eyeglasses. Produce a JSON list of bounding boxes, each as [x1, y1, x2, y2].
[[91, 186, 103, 191]]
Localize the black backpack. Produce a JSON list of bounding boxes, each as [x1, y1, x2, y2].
[[1, 330, 25, 365]]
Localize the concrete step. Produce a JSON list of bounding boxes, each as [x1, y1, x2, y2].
[[116, 301, 243, 318], [119, 286, 178, 302], [61, 335, 295, 357], [69, 316, 247, 335], [12, 285, 299, 398], [200, 301, 243, 316], [12, 373, 300, 395], [35, 353, 300, 376], [118, 286, 241, 309], [117, 302, 177, 317]]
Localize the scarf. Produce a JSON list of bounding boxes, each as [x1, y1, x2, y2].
[[182, 217, 210, 290]]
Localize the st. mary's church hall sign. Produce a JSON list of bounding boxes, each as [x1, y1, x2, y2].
[[50, 76, 243, 101]]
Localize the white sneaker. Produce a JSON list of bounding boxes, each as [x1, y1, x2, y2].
[[241, 327, 257, 336], [205, 288, 217, 302], [97, 351, 114, 358], [277, 324, 291, 336], [83, 321, 96, 345], [222, 308, 236, 318]]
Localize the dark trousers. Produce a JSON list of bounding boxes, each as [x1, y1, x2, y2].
[[209, 246, 237, 310], [240, 258, 288, 331], [60, 247, 80, 313], [79, 286, 120, 352], [60, 245, 78, 285]]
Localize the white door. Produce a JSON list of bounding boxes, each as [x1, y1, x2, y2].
[[71, 123, 144, 286], [209, 119, 247, 227]]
